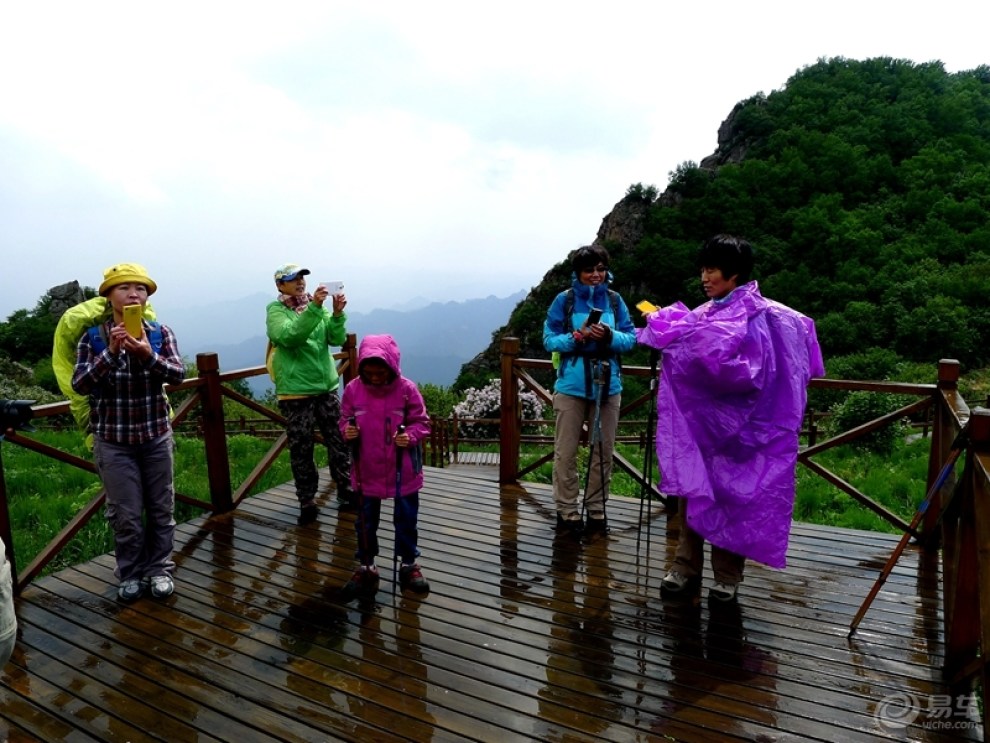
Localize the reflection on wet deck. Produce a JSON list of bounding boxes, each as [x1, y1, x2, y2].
[[1, 466, 982, 741]]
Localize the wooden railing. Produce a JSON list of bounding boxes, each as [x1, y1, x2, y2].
[[1, 336, 986, 733], [497, 336, 987, 732], [0, 335, 358, 595]]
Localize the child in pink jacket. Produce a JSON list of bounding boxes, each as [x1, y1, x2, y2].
[[338, 334, 431, 600]]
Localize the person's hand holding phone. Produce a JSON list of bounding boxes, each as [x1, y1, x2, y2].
[[583, 307, 607, 341], [312, 283, 329, 307]]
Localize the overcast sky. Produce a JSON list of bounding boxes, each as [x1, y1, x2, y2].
[[2, 1, 988, 322]]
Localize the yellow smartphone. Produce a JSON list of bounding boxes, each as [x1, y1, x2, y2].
[[123, 304, 143, 338], [636, 300, 658, 314]]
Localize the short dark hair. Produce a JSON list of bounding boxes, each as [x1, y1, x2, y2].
[[697, 234, 754, 284], [570, 244, 610, 273]]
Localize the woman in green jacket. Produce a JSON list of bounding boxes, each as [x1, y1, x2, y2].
[[267, 263, 355, 524]]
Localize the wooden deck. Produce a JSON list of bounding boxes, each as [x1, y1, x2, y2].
[[0, 465, 982, 742]]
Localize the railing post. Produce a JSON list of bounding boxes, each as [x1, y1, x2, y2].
[[499, 337, 521, 485], [941, 407, 989, 715], [925, 359, 960, 535], [974, 408, 990, 738], [197, 353, 233, 513], [341, 333, 358, 385]]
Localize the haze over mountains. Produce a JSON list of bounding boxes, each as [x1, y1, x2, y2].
[[155, 290, 528, 392]]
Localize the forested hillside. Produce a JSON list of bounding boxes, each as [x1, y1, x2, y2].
[[455, 57, 990, 390]]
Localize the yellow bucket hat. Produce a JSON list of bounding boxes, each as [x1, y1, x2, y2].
[[99, 263, 158, 296]]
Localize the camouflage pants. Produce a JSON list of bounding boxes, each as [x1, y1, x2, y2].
[[279, 392, 352, 504]]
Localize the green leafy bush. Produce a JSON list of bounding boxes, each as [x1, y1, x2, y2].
[[827, 390, 907, 454], [419, 383, 459, 418]]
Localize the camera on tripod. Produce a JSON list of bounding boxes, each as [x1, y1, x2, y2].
[[0, 400, 35, 440]]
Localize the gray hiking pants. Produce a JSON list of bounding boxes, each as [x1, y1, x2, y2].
[[94, 431, 176, 583]]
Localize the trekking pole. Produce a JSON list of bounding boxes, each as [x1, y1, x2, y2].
[[349, 416, 369, 576], [848, 423, 970, 638], [393, 424, 406, 597], [637, 349, 660, 554], [595, 361, 610, 528], [581, 360, 609, 528]]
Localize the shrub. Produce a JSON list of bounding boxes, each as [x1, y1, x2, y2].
[[419, 383, 459, 418], [827, 391, 908, 454], [452, 379, 544, 439]]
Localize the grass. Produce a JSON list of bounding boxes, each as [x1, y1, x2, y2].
[[0, 426, 938, 575], [1, 430, 306, 576], [793, 436, 933, 533]]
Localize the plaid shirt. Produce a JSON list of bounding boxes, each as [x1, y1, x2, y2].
[[71, 321, 186, 445]]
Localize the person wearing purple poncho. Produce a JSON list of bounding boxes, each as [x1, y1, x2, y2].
[[637, 235, 824, 602]]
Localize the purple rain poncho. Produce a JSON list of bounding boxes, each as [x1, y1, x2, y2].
[[636, 282, 825, 568]]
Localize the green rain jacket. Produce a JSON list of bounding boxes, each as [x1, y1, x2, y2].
[[266, 299, 347, 397]]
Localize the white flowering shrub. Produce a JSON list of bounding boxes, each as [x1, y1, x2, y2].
[[452, 379, 545, 439]]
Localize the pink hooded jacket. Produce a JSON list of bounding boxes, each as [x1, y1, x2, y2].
[[339, 334, 430, 499], [637, 282, 824, 568]]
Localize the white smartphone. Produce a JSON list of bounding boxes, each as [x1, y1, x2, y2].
[[321, 280, 344, 295]]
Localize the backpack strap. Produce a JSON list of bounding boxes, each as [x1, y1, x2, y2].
[[86, 321, 163, 354], [85, 324, 110, 353], [562, 288, 576, 330]]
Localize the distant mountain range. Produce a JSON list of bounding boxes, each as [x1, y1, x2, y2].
[[159, 290, 527, 392]]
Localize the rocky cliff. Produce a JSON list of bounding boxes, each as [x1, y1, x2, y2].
[[453, 105, 749, 391]]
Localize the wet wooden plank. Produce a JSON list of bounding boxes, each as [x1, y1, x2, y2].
[[1, 465, 981, 742]]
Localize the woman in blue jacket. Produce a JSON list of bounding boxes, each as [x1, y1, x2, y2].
[[543, 245, 636, 537]]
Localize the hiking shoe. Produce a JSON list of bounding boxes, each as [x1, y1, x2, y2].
[[555, 513, 583, 537], [149, 574, 174, 599], [117, 579, 144, 603], [584, 516, 608, 537], [661, 569, 692, 594], [336, 487, 358, 511], [297, 502, 320, 525], [710, 582, 738, 602], [340, 567, 379, 602], [399, 564, 430, 594]]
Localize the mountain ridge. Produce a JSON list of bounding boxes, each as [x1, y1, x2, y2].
[[160, 291, 527, 390]]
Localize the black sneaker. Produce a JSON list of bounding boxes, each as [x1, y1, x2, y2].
[[555, 513, 583, 537], [297, 502, 320, 525], [399, 564, 430, 594], [340, 567, 380, 602]]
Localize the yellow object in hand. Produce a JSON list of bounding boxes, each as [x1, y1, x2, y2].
[[123, 304, 143, 338]]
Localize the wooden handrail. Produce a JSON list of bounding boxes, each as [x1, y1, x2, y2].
[[497, 340, 987, 714], [0, 335, 358, 594]]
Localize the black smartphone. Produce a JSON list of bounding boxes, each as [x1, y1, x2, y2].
[[586, 307, 603, 325]]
